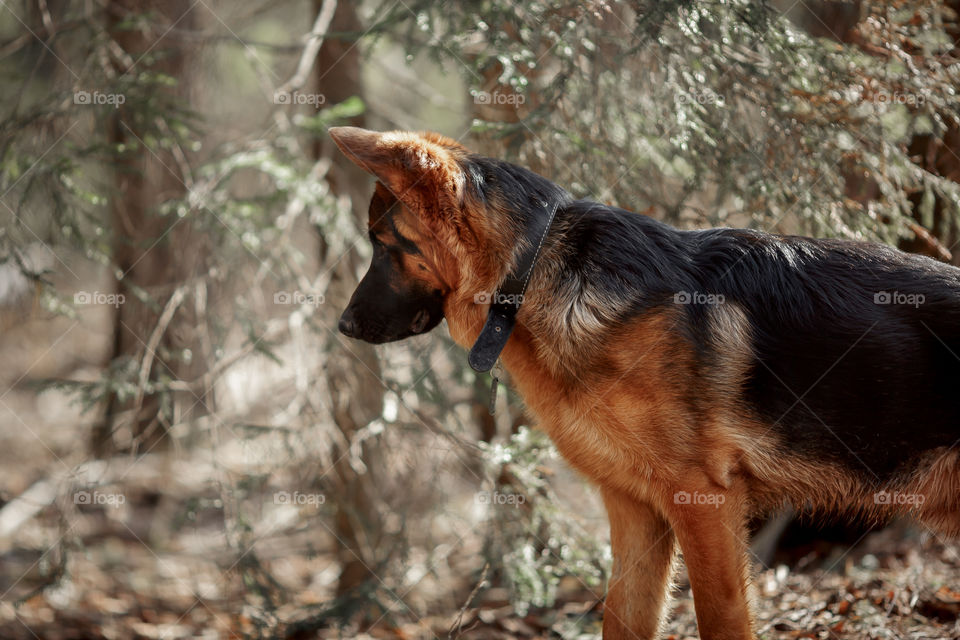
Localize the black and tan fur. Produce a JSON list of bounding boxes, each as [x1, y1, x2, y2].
[[330, 126, 960, 640]]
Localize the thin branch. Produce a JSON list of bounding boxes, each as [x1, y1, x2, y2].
[[277, 0, 338, 95], [907, 220, 953, 262], [133, 285, 188, 415], [448, 563, 489, 639]]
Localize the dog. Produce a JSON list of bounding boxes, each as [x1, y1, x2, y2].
[[329, 126, 960, 640]]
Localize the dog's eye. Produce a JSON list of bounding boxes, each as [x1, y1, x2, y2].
[[371, 239, 390, 258], [417, 263, 427, 271]]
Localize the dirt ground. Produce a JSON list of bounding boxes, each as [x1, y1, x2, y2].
[[0, 491, 957, 640]]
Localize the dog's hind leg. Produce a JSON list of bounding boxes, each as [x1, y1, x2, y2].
[[601, 488, 677, 640], [913, 448, 960, 537], [668, 489, 755, 640]]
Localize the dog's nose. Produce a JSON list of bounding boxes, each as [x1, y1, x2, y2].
[[338, 311, 357, 338]]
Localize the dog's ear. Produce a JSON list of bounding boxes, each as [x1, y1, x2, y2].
[[328, 127, 466, 219]]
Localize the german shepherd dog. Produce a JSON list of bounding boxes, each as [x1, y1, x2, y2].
[[329, 127, 960, 640]]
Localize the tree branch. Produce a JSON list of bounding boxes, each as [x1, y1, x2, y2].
[[277, 0, 338, 95]]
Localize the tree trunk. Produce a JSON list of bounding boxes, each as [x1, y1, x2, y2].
[[91, 0, 209, 456], [313, 0, 387, 601]]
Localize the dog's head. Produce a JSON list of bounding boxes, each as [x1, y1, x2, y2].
[[329, 127, 472, 344]]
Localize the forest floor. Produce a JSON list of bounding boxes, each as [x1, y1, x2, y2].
[[0, 375, 957, 640], [0, 496, 957, 640]]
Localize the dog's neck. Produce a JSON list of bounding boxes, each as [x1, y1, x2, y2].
[[444, 198, 592, 390], [445, 295, 564, 384], [464, 199, 561, 373]]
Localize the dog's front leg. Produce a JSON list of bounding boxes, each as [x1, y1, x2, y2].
[[601, 487, 677, 640], [669, 491, 754, 640]]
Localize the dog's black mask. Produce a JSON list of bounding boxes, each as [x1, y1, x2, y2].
[[338, 187, 445, 344]]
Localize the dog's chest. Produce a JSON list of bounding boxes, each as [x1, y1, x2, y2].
[[519, 381, 693, 496]]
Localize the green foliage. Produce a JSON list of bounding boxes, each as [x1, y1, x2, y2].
[[390, 1, 960, 245], [295, 95, 366, 133], [480, 427, 609, 615]]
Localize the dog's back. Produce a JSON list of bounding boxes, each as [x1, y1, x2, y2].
[[693, 230, 960, 480]]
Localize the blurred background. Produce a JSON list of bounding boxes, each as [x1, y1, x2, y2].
[[0, 0, 958, 638]]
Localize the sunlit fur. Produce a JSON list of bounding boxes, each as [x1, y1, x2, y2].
[[330, 127, 960, 640]]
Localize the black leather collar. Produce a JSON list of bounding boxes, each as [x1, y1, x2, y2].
[[468, 199, 561, 372]]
